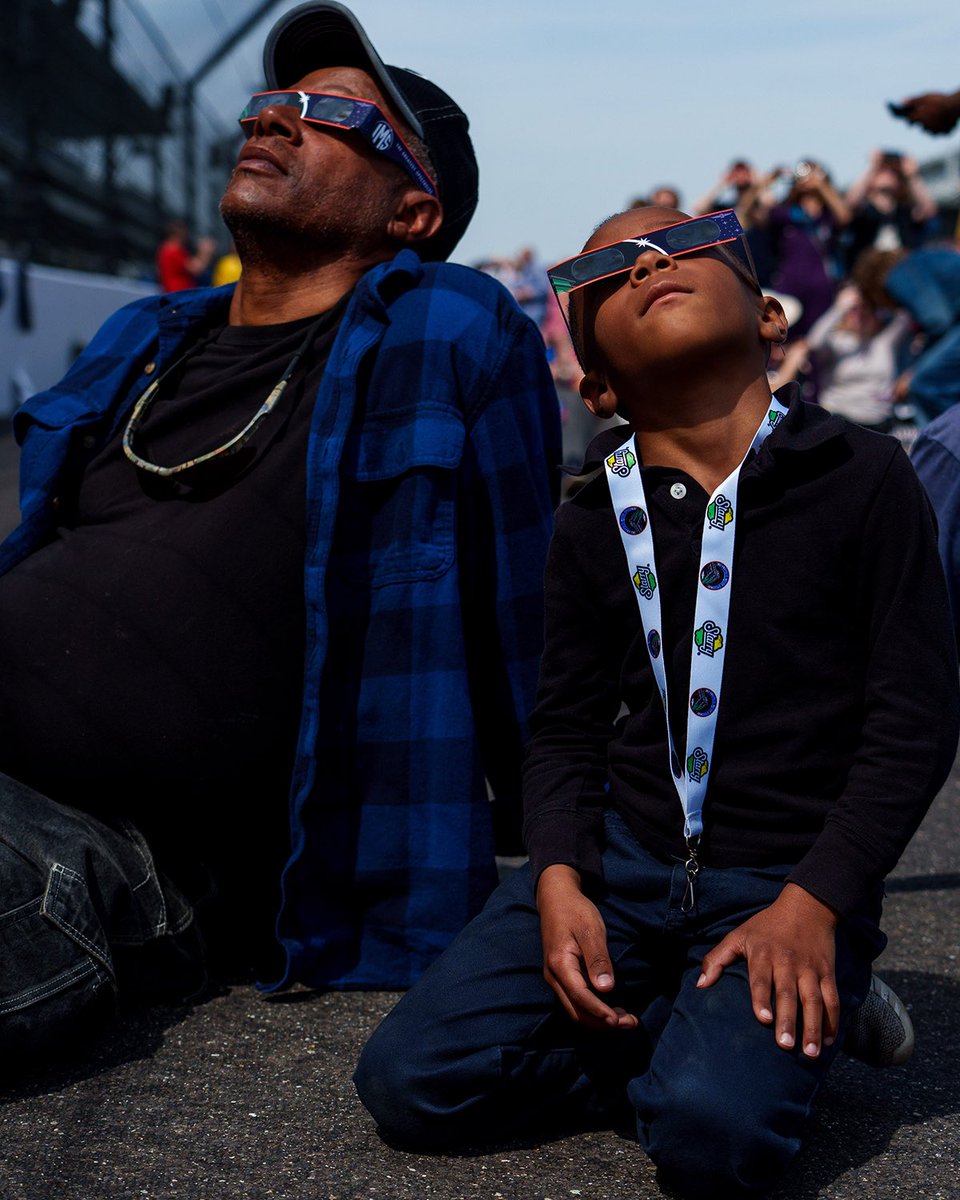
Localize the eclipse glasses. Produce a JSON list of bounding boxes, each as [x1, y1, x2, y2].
[[238, 90, 437, 198], [548, 210, 760, 358]]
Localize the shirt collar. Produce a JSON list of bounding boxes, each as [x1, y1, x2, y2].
[[575, 384, 848, 476]]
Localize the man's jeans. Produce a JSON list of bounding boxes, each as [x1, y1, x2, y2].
[[355, 810, 885, 1196], [0, 770, 204, 1058]]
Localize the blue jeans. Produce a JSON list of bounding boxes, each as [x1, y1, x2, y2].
[[355, 811, 885, 1195], [0, 770, 205, 1058]]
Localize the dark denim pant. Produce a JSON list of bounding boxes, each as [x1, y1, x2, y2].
[[355, 811, 885, 1195], [0, 770, 205, 1058]]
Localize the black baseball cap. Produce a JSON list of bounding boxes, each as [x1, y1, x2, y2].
[[263, 2, 478, 261]]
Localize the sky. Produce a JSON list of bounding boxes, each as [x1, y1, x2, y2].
[[125, 0, 960, 266]]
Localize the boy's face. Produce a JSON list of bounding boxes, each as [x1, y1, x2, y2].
[[575, 206, 782, 413]]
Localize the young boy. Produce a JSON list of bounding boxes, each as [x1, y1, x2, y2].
[[354, 207, 960, 1196]]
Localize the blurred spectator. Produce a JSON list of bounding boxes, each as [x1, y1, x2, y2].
[[212, 242, 242, 287], [540, 287, 621, 475], [155, 219, 216, 292], [754, 160, 851, 337], [891, 88, 960, 135], [511, 247, 550, 327], [844, 149, 938, 268], [771, 283, 910, 431], [649, 185, 682, 209], [692, 158, 756, 214], [475, 255, 519, 291], [696, 159, 777, 285], [854, 244, 960, 420], [629, 187, 682, 209], [540, 289, 580, 393]]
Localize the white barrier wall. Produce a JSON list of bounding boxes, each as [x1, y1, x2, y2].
[[0, 260, 155, 418]]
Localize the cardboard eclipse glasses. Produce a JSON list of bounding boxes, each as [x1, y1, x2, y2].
[[548, 210, 761, 353], [238, 90, 437, 198]]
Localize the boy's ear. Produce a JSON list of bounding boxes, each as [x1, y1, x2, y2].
[[580, 367, 619, 419], [758, 294, 789, 347]]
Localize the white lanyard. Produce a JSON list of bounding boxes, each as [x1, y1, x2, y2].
[[604, 398, 788, 905]]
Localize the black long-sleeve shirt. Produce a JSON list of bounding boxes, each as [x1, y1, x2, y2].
[[523, 395, 960, 916]]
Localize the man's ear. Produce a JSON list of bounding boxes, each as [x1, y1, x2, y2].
[[580, 367, 619, 419], [387, 190, 443, 247], [758, 294, 789, 348]]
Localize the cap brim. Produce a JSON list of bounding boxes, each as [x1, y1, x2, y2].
[[263, 1, 424, 138]]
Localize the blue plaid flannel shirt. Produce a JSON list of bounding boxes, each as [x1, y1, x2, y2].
[[2, 250, 561, 989]]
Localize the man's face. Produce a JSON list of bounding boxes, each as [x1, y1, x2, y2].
[[578, 206, 768, 383], [220, 66, 410, 257], [728, 162, 752, 189]]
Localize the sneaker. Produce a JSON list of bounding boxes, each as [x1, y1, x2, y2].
[[842, 973, 914, 1067]]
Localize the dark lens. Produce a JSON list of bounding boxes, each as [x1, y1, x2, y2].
[[241, 92, 298, 119], [666, 218, 720, 251], [571, 246, 628, 283], [306, 95, 358, 124]]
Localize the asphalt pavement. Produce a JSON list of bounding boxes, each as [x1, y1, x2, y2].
[[0, 429, 958, 1200]]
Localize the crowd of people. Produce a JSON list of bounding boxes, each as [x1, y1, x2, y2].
[[158, 142, 960, 465], [483, 148, 960, 464]]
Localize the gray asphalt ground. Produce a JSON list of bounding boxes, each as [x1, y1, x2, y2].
[[0, 428, 957, 1200]]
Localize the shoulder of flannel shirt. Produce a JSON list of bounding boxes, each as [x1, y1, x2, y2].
[[353, 250, 554, 431]]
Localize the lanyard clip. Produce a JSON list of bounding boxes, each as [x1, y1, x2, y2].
[[681, 836, 700, 913]]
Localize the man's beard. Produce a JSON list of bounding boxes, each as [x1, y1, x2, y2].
[[219, 178, 393, 272]]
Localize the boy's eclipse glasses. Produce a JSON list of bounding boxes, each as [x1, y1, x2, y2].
[[547, 210, 761, 366], [238, 90, 437, 198], [548, 210, 758, 296]]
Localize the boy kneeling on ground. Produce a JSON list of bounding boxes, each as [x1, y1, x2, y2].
[[354, 206, 960, 1197]]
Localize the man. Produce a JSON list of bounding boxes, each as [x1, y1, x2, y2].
[[155, 218, 216, 291], [0, 2, 560, 1055]]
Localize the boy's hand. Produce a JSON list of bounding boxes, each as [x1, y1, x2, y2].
[[536, 865, 638, 1031], [696, 883, 840, 1058]]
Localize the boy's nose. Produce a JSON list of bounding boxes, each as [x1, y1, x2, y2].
[[628, 249, 677, 285]]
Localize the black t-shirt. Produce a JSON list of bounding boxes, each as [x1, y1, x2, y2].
[[0, 300, 347, 870]]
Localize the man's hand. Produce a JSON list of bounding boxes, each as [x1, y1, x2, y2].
[[536, 865, 638, 1031], [897, 91, 960, 135], [697, 883, 839, 1058]]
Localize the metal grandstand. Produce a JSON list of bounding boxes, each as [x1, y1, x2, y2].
[[0, 0, 282, 278]]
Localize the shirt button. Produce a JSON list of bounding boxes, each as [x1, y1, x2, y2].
[[670, 482, 687, 499], [81, 434, 96, 449], [143, 361, 156, 375]]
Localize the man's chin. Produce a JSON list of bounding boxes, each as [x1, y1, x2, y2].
[[219, 193, 290, 247]]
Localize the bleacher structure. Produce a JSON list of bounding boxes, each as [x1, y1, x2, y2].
[[0, 0, 276, 279]]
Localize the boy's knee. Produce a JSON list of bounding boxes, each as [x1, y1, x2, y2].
[[355, 1006, 508, 1149], [354, 1011, 458, 1147], [634, 1067, 801, 1194], [354, 1022, 422, 1143]]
